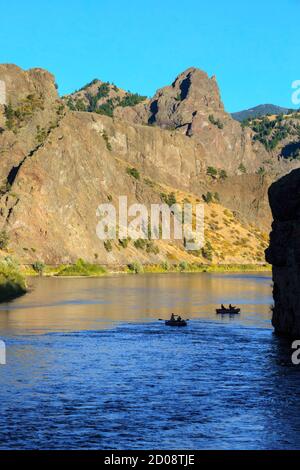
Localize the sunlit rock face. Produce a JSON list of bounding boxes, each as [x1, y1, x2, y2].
[[114, 67, 268, 173], [0, 64, 273, 265], [266, 169, 300, 336]]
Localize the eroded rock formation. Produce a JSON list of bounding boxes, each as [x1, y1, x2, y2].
[[0, 63, 295, 265], [266, 169, 300, 336], [114, 67, 268, 173]]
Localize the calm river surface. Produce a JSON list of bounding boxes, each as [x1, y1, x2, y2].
[[0, 272, 300, 450]]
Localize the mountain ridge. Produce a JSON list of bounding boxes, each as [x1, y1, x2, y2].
[[232, 104, 293, 122], [0, 64, 298, 266]]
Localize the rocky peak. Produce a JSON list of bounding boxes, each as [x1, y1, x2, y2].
[[170, 67, 224, 111], [115, 67, 268, 173], [129, 67, 225, 130], [0, 64, 58, 107]]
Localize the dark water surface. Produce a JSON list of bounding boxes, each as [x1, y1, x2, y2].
[[0, 273, 299, 450]]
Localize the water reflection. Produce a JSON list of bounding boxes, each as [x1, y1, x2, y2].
[[0, 273, 273, 334], [1, 272, 299, 450]]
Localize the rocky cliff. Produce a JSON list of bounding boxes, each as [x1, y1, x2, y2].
[[266, 169, 300, 336], [67, 66, 300, 231], [114, 67, 269, 174], [0, 63, 293, 266]]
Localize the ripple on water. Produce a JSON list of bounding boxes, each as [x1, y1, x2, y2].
[[0, 273, 300, 449]]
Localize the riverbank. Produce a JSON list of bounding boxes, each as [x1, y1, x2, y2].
[[0, 258, 27, 302], [21, 260, 272, 278]]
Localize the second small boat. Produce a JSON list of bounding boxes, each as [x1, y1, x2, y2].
[[216, 307, 240, 315]]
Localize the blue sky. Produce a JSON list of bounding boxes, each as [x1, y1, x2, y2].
[[0, 0, 299, 112]]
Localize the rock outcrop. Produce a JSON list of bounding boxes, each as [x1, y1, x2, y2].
[[65, 66, 300, 233], [0, 63, 286, 265], [266, 169, 300, 336], [114, 67, 269, 173], [0, 64, 63, 187]]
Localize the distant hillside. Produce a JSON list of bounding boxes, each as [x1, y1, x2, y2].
[[232, 104, 291, 122], [242, 110, 300, 157]]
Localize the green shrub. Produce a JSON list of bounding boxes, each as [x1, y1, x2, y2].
[[179, 261, 189, 271], [4, 95, 44, 132], [96, 83, 110, 99], [119, 238, 130, 248], [119, 93, 147, 107], [104, 240, 113, 252], [4, 103, 15, 130], [126, 167, 140, 180], [202, 192, 213, 203], [146, 241, 159, 254], [85, 83, 111, 112], [144, 177, 154, 188], [238, 163, 247, 173], [57, 259, 106, 277], [32, 261, 45, 275], [66, 97, 87, 112], [206, 166, 218, 178], [128, 262, 144, 274], [160, 192, 177, 206], [207, 167, 227, 180], [201, 241, 213, 262], [219, 169, 228, 180], [36, 125, 48, 144], [102, 131, 112, 151], [256, 166, 266, 175], [209, 114, 223, 129], [134, 238, 147, 249], [0, 230, 9, 250], [161, 260, 170, 271], [96, 102, 114, 117]]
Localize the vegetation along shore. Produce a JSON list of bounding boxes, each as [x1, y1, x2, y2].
[[21, 259, 271, 278]]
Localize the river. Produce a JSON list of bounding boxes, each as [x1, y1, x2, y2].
[[0, 272, 299, 449]]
